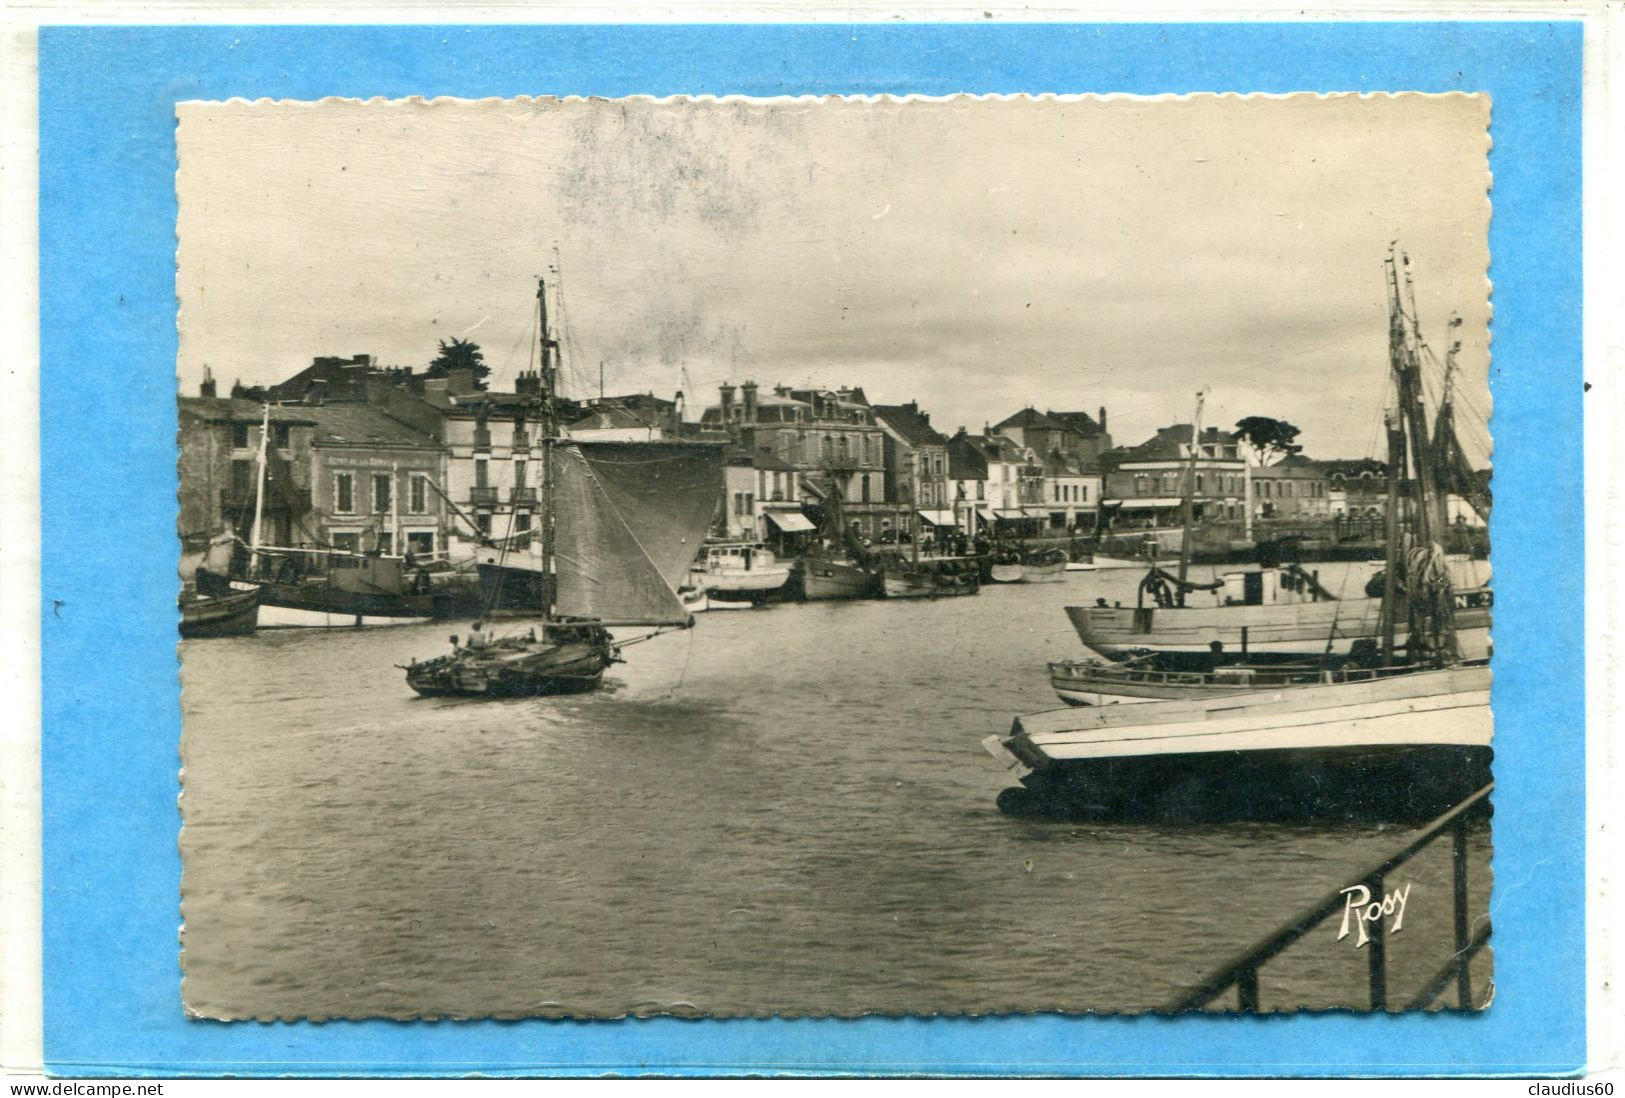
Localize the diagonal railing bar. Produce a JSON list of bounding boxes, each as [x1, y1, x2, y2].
[[1167, 782, 1493, 1013]]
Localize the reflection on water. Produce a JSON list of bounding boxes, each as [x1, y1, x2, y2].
[[179, 562, 1491, 1019]]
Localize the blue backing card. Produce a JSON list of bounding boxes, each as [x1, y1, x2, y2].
[[39, 22, 1584, 1076]]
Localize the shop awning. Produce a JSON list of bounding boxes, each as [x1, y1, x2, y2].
[[917, 509, 959, 526], [765, 511, 816, 533], [1024, 506, 1056, 517], [1104, 498, 1185, 509], [993, 509, 1028, 520]]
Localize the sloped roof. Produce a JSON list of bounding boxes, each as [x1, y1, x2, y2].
[[304, 405, 443, 450], [179, 396, 318, 425], [872, 403, 949, 446], [568, 405, 650, 431], [1120, 423, 1238, 462], [1046, 409, 1105, 436], [994, 407, 1068, 432]]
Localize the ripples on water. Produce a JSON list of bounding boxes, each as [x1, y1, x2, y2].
[[179, 561, 1491, 1019]]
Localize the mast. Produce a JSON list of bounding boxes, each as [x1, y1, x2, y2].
[[248, 402, 270, 574], [1175, 388, 1206, 605], [538, 276, 559, 620], [1379, 408, 1405, 662], [1389, 252, 1446, 545]]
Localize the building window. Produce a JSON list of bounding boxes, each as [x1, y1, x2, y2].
[[407, 531, 435, 557], [273, 423, 291, 448], [331, 532, 359, 553], [475, 459, 489, 489], [335, 473, 354, 513], [514, 460, 527, 487], [475, 513, 491, 535], [1195, 473, 1204, 493], [231, 459, 253, 494], [373, 474, 391, 513], [976, 482, 984, 501], [861, 474, 871, 503], [410, 475, 428, 514], [230, 422, 250, 448], [377, 532, 393, 555]]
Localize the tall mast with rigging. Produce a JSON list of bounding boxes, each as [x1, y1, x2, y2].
[[537, 275, 560, 622]]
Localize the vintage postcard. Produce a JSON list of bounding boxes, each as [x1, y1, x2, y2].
[[174, 92, 1494, 1021]]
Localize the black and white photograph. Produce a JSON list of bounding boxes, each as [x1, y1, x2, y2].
[[174, 93, 1494, 1020]]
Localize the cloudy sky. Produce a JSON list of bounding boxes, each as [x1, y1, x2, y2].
[[177, 93, 1492, 464]]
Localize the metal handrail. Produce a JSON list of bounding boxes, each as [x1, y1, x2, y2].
[[1167, 782, 1493, 1013]]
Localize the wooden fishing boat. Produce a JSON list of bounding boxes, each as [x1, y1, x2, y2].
[[1047, 653, 1487, 707], [402, 276, 723, 699], [1018, 548, 1069, 582], [879, 559, 980, 599], [798, 557, 878, 600], [986, 663, 1492, 821], [987, 562, 1023, 583], [1064, 585, 1491, 668], [178, 584, 260, 638], [406, 620, 615, 697]]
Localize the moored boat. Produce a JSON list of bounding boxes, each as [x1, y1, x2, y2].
[[178, 584, 260, 638], [1047, 651, 1484, 707], [798, 556, 879, 600], [878, 557, 980, 599], [1018, 548, 1068, 582], [690, 542, 791, 601], [986, 663, 1492, 822]]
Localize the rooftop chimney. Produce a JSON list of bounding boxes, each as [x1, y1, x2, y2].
[[719, 382, 737, 420], [199, 366, 216, 398], [741, 380, 759, 424], [515, 369, 541, 397], [1099, 406, 1107, 431]]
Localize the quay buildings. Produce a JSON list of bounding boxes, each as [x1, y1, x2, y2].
[[180, 351, 1449, 567]]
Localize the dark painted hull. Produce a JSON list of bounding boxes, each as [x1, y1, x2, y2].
[[797, 559, 879, 601], [997, 744, 1493, 824], [404, 638, 611, 698], [178, 587, 260, 638]]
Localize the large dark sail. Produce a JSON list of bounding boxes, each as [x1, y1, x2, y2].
[[550, 440, 724, 625]]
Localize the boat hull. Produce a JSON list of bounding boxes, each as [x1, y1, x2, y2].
[[178, 587, 260, 638], [1047, 658, 1470, 707], [880, 568, 980, 599], [1064, 597, 1492, 666], [692, 568, 791, 599], [198, 568, 437, 622], [797, 559, 877, 600], [1019, 560, 1067, 582], [988, 563, 1023, 583], [988, 665, 1492, 822], [404, 638, 611, 698]]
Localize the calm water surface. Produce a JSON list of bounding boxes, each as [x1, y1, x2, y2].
[[179, 562, 1491, 1019]]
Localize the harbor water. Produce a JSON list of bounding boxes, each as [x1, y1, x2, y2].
[[179, 561, 1492, 1019]]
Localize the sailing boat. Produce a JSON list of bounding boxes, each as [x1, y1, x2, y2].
[[985, 250, 1493, 820], [402, 277, 723, 698]]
